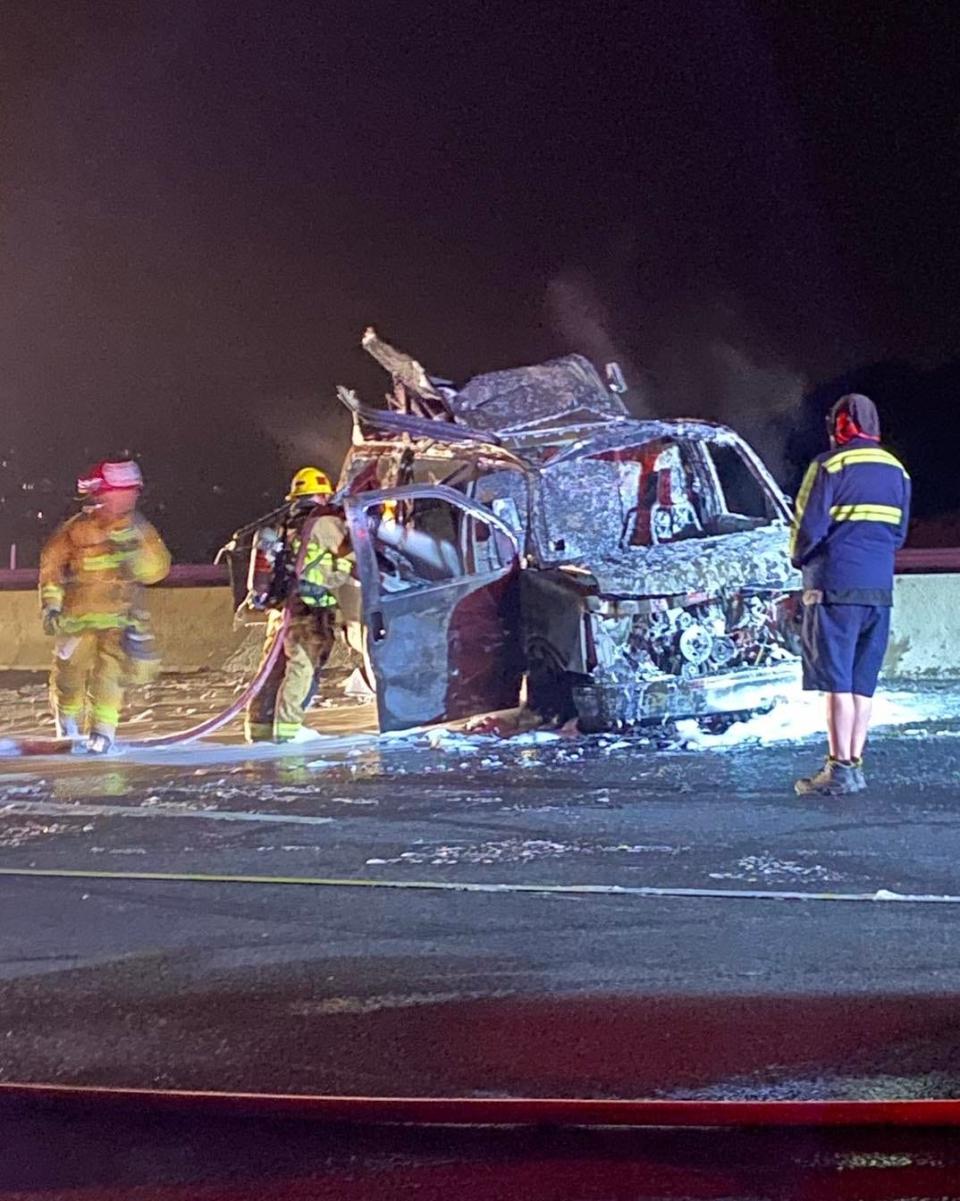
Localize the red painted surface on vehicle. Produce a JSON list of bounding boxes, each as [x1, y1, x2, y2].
[[444, 566, 523, 718]]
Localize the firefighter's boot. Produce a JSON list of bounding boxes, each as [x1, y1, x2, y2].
[[794, 757, 862, 796]]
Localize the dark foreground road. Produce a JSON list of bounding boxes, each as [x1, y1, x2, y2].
[[0, 679, 959, 1103], [3, 1108, 960, 1200], [5, 1104, 960, 1201]]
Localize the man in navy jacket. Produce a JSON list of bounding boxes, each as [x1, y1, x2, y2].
[[790, 394, 911, 795]]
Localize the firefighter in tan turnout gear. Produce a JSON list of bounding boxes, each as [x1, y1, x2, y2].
[[39, 460, 171, 753], [244, 468, 354, 743]]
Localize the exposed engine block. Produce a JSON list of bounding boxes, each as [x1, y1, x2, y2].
[[587, 591, 800, 687], [637, 593, 796, 680]]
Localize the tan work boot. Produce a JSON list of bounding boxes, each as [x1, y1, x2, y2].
[[86, 732, 115, 755], [795, 757, 862, 796]]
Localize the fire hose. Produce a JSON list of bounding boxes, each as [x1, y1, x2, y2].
[[128, 509, 331, 748], [125, 606, 291, 749], [8, 534, 956, 1125], [1, 512, 324, 757], [0, 608, 292, 757]]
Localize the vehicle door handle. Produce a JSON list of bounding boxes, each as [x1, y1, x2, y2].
[[369, 610, 386, 642]]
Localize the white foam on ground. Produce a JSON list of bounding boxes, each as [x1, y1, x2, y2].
[[117, 731, 380, 767], [2, 682, 958, 766], [676, 685, 960, 751]]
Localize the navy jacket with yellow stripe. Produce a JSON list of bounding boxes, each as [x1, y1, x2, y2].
[[790, 437, 911, 604]]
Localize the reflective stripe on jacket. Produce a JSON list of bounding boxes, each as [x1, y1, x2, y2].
[[293, 513, 353, 609], [790, 438, 911, 604], [39, 512, 171, 629]]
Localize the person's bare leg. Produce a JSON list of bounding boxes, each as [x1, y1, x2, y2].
[[826, 692, 855, 761], [851, 694, 872, 760]]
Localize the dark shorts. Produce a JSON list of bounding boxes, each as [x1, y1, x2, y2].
[[801, 603, 891, 696]]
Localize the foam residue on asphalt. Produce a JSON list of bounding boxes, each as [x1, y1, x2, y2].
[[676, 683, 960, 751]]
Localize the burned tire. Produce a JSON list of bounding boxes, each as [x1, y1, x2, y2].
[[526, 652, 576, 724], [574, 709, 613, 735], [569, 682, 635, 734]]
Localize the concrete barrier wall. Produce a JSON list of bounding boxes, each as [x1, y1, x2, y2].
[[0, 575, 957, 677], [0, 587, 252, 673], [883, 573, 960, 678]]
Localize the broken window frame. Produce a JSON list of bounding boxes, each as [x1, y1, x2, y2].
[[696, 438, 792, 528], [343, 482, 519, 638]]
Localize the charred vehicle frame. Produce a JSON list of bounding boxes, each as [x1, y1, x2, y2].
[[339, 330, 803, 732]]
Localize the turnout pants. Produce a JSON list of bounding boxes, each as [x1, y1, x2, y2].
[[245, 608, 336, 742], [51, 628, 127, 738]]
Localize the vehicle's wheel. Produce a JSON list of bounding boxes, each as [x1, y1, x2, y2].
[[568, 681, 622, 733], [526, 653, 576, 723], [575, 710, 612, 734]]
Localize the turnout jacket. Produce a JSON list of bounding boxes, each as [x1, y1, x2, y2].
[[252, 506, 354, 612], [294, 511, 354, 609], [39, 510, 171, 630], [790, 437, 910, 605]]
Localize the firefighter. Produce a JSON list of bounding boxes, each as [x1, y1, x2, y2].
[[39, 460, 171, 753], [791, 394, 911, 795], [244, 467, 354, 743]]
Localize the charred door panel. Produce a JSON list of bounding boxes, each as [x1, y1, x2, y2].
[[344, 487, 523, 732]]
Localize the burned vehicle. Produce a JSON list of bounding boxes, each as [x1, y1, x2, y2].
[[337, 329, 802, 732]]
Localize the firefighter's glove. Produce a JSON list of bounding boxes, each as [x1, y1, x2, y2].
[[41, 607, 62, 637]]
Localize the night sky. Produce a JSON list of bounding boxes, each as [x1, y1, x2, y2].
[[4, 1, 959, 559]]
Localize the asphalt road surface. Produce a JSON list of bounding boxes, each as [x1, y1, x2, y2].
[[1, 675, 959, 1103], [3, 1109, 960, 1200]]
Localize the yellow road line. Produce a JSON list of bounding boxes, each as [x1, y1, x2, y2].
[[0, 866, 957, 904]]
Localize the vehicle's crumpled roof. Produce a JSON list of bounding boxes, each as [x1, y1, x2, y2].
[[576, 526, 801, 598], [540, 417, 735, 464], [449, 354, 628, 433]]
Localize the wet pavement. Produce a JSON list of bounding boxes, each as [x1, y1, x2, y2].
[[1, 671, 960, 1102]]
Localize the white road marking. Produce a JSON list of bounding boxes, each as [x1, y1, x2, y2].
[[0, 801, 333, 826]]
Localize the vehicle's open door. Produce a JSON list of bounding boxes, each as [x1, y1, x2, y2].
[[343, 485, 523, 731]]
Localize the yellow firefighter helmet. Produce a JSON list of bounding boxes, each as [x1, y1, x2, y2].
[[287, 466, 333, 501]]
